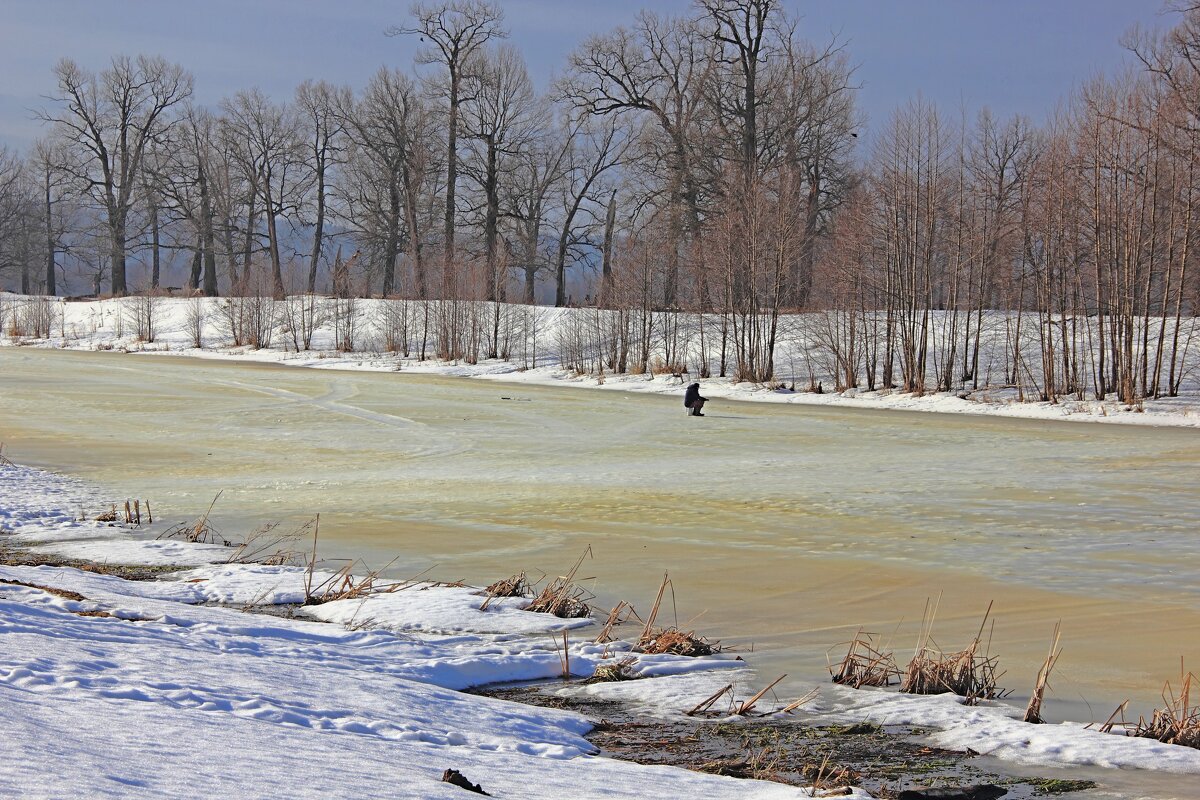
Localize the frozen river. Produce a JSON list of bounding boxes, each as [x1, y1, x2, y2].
[[2, 348, 1198, 727]]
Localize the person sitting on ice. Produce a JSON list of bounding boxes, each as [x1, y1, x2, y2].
[[684, 382, 708, 417]]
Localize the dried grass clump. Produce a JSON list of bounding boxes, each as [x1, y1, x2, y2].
[[0, 443, 14, 468], [639, 627, 716, 657], [479, 571, 535, 611], [686, 678, 818, 718], [589, 656, 639, 683], [592, 600, 638, 644], [158, 493, 229, 545], [304, 558, 401, 605], [633, 572, 719, 657], [900, 600, 1007, 705], [829, 629, 901, 688], [1133, 664, 1200, 750], [227, 517, 315, 567], [802, 754, 859, 795], [525, 547, 594, 619]]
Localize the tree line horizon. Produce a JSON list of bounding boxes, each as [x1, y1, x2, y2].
[[0, 0, 1198, 404]]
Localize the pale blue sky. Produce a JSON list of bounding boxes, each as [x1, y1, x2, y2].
[[0, 0, 1174, 149]]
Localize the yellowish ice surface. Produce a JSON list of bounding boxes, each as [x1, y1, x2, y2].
[[2, 348, 1199, 726]]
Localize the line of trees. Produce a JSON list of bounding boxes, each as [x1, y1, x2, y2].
[[0, 0, 1198, 401], [808, 3, 1200, 404]]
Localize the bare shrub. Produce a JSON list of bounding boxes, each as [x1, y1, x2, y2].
[[124, 290, 163, 343], [11, 297, 59, 339], [376, 298, 411, 355], [184, 294, 206, 348], [280, 293, 326, 352], [331, 296, 359, 352], [219, 267, 278, 348]]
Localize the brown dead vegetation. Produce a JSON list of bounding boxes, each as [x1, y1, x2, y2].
[[226, 518, 315, 567], [1132, 663, 1200, 750], [478, 571, 534, 611], [0, 579, 113, 618], [158, 493, 228, 545], [525, 547, 594, 619], [829, 629, 901, 689], [303, 558, 402, 605], [589, 656, 639, 683], [1023, 623, 1063, 724], [900, 600, 1006, 705], [592, 600, 637, 644], [686, 678, 820, 718], [0, 578, 87, 601], [635, 572, 718, 657]]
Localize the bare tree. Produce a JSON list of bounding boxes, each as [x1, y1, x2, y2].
[[338, 68, 435, 297], [390, 0, 507, 296], [221, 89, 305, 298], [461, 43, 538, 302], [551, 114, 629, 307], [507, 125, 572, 304], [0, 148, 29, 289], [296, 80, 348, 293], [561, 11, 715, 306], [39, 55, 192, 295], [29, 139, 74, 296]]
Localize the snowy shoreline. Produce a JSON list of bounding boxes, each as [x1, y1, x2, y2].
[[0, 460, 818, 799], [3, 294, 1200, 428], [3, 461, 1200, 799]]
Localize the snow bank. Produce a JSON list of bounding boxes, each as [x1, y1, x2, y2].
[[816, 685, 1200, 775], [4, 294, 1199, 427]]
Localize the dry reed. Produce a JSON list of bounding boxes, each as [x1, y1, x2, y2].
[[588, 656, 639, 683], [685, 679, 818, 718], [525, 547, 594, 618], [634, 572, 718, 657], [592, 600, 638, 644], [735, 674, 787, 715], [158, 492, 229, 545], [1023, 623, 1062, 724], [479, 571, 534, 611], [900, 600, 1006, 704], [1132, 662, 1200, 750], [549, 631, 572, 679], [226, 517, 315, 566], [304, 553, 402, 606], [828, 629, 901, 688]]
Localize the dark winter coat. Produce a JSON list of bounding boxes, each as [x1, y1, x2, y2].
[[684, 383, 707, 408]]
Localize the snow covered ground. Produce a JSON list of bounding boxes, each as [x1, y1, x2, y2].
[[3, 462, 1200, 799], [3, 293, 1200, 428], [0, 462, 824, 799]]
